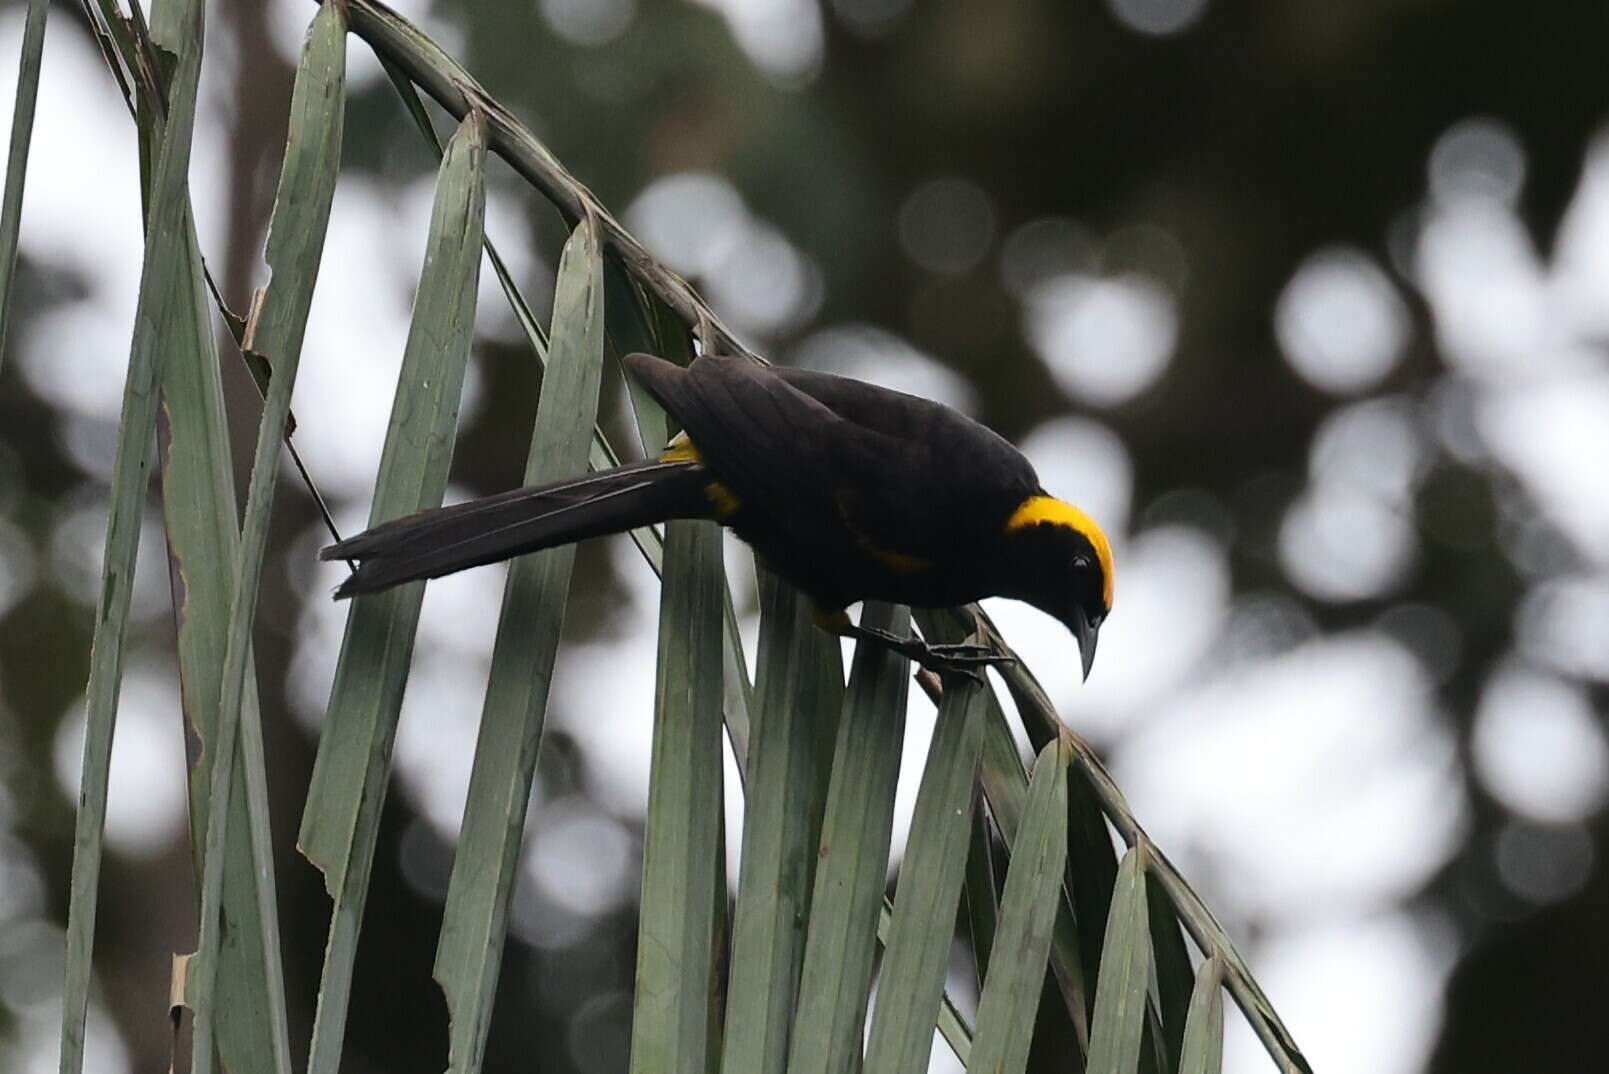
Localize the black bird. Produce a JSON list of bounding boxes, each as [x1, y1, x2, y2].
[[323, 353, 1113, 677]]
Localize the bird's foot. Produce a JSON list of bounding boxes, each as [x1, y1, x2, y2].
[[847, 625, 1010, 679]]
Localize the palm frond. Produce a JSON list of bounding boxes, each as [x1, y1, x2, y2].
[[723, 571, 843, 1074], [433, 217, 606, 1074], [0, 0, 48, 364], [630, 519, 729, 1071], [967, 738, 1071, 1074], [297, 111, 488, 1074], [788, 603, 913, 1074], [864, 672, 988, 1074], [182, 6, 346, 1070], [58, 0, 206, 1068]]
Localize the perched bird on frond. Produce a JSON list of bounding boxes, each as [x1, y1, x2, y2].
[[323, 353, 1113, 676]]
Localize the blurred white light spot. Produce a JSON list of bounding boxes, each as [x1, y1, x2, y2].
[[1275, 247, 1409, 395], [392, 650, 492, 837], [0, 920, 64, 1014], [11, 993, 131, 1074], [629, 172, 820, 336], [290, 176, 431, 496], [1279, 484, 1416, 603], [1282, 399, 1425, 603], [528, 799, 637, 914], [478, 194, 552, 343], [557, 539, 661, 816], [541, 0, 635, 46], [510, 877, 594, 950], [1517, 573, 1609, 681], [1494, 821, 1595, 904], [1106, 0, 1209, 36], [1416, 199, 1552, 382], [897, 177, 996, 275], [1117, 633, 1467, 914], [626, 172, 749, 278], [413, 538, 508, 657], [704, 219, 823, 335], [691, 0, 824, 85], [1478, 373, 1609, 563], [16, 308, 134, 420], [0, 836, 46, 922], [1552, 130, 1609, 340], [1429, 117, 1527, 208], [267, 0, 421, 88], [1226, 913, 1454, 1074], [0, 517, 36, 618], [792, 324, 978, 414], [1309, 397, 1428, 501], [53, 668, 189, 859], [1016, 416, 1133, 541], [1025, 273, 1177, 407], [48, 495, 170, 622], [998, 216, 1095, 297], [1472, 667, 1609, 824]]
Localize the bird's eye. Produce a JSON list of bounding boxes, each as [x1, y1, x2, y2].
[[1073, 555, 1092, 572]]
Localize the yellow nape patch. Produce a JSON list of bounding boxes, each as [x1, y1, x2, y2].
[[1005, 495, 1115, 608], [658, 431, 702, 464], [705, 481, 741, 519]]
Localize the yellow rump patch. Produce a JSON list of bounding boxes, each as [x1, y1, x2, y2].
[[1005, 495, 1115, 608], [705, 481, 741, 519]]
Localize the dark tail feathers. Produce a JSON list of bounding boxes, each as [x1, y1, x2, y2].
[[323, 459, 712, 598]]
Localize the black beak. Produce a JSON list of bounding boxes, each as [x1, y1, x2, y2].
[[1071, 605, 1100, 682]]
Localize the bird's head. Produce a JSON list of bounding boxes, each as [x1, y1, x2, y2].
[[999, 494, 1113, 680]]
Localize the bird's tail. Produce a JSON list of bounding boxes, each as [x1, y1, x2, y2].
[[322, 458, 713, 598]]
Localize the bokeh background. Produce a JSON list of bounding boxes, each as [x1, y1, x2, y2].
[[3, 0, 1609, 1071]]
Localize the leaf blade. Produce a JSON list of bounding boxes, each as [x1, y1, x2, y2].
[[433, 216, 607, 1074], [1084, 845, 1153, 1074], [58, 0, 206, 1068], [299, 110, 487, 1074], [0, 0, 49, 366], [721, 571, 844, 1074], [629, 519, 729, 1074], [1177, 956, 1226, 1074], [966, 738, 1071, 1074], [786, 602, 913, 1074], [864, 674, 989, 1074], [182, 9, 346, 1071]]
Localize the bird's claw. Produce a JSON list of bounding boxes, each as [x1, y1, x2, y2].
[[907, 641, 1011, 680]]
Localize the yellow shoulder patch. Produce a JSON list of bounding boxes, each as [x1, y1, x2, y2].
[[660, 434, 742, 519], [658, 431, 702, 464], [1005, 495, 1115, 608], [834, 490, 934, 574]]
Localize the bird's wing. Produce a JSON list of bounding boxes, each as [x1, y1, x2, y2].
[[625, 353, 847, 526], [625, 354, 1036, 561], [768, 364, 1041, 551]]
